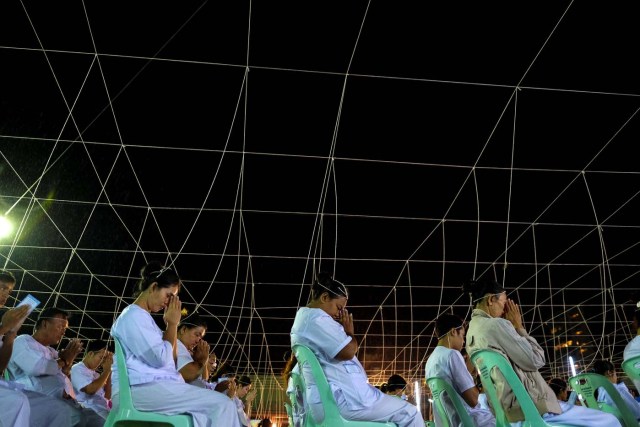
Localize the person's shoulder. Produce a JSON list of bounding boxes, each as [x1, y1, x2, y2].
[[70, 361, 87, 372], [14, 333, 32, 344]]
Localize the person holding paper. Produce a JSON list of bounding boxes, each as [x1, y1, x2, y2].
[[0, 269, 84, 427]]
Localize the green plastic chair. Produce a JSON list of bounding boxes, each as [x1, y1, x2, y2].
[[104, 336, 194, 427], [3, 369, 9, 381], [292, 344, 397, 427], [622, 355, 640, 384], [471, 349, 580, 427], [569, 372, 639, 427], [426, 376, 475, 427]]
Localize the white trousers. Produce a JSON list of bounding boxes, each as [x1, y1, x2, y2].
[[112, 380, 240, 427]]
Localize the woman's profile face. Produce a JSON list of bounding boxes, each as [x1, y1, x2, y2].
[[179, 326, 206, 350], [321, 294, 348, 319]]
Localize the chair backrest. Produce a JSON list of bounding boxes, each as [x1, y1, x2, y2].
[[292, 344, 396, 427], [569, 373, 638, 427], [622, 355, 640, 383], [426, 376, 475, 427], [471, 349, 553, 427], [113, 336, 134, 410]]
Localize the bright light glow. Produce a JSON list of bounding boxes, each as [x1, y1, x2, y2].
[[568, 356, 577, 377], [0, 216, 12, 238], [414, 380, 421, 413]]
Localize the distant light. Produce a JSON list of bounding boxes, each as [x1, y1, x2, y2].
[[569, 356, 577, 377], [415, 380, 421, 413], [0, 216, 12, 238]]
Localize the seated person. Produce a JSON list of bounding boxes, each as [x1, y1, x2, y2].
[[176, 314, 210, 388], [209, 360, 235, 391], [1, 270, 83, 427], [548, 377, 579, 409], [425, 313, 495, 427], [283, 352, 304, 427], [592, 359, 640, 420], [290, 271, 425, 427], [463, 277, 621, 426], [8, 306, 104, 426], [70, 339, 113, 420], [110, 261, 239, 427], [233, 375, 256, 426], [385, 374, 409, 401]]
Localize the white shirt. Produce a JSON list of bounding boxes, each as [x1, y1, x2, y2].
[[9, 334, 72, 398], [70, 361, 110, 417], [110, 304, 184, 393]]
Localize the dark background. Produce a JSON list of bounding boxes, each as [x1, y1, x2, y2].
[[2, 1, 640, 422]]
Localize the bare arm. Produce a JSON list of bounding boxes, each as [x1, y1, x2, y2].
[[461, 385, 480, 407], [82, 352, 113, 395], [179, 341, 209, 382]]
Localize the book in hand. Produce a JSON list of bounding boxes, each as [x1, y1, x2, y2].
[[17, 293, 41, 315], [11, 294, 41, 332]]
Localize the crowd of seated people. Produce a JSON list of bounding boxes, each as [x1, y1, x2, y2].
[[7, 264, 640, 427]]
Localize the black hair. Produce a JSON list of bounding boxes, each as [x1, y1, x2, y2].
[[0, 269, 16, 284], [178, 312, 208, 332], [237, 375, 252, 387], [548, 377, 567, 396], [311, 271, 348, 300], [86, 339, 109, 353], [386, 374, 407, 392], [462, 278, 506, 306], [211, 361, 235, 382], [592, 359, 615, 376], [282, 352, 297, 384], [133, 260, 181, 298], [35, 307, 69, 329], [435, 313, 465, 338]]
